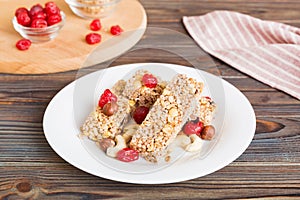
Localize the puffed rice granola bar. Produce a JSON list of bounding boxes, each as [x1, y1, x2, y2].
[[122, 70, 166, 107], [130, 74, 204, 162], [80, 95, 131, 141], [80, 70, 165, 141]]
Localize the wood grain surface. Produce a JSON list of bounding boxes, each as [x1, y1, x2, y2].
[[0, 0, 300, 199]]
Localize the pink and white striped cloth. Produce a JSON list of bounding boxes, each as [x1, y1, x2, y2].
[[183, 11, 300, 100]]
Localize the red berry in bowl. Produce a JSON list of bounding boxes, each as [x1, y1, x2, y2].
[[110, 25, 123, 36], [45, 1, 60, 16], [86, 33, 101, 45], [132, 106, 149, 124], [90, 19, 101, 31], [32, 11, 47, 20], [98, 89, 117, 108], [117, 148, 139, 162], [16, 12, 31, 26], [183, 121, 204, 136], [45, 1, 58, 9], [47, 14, 62, 26], [16, 39, 31, 51], [142, 74, 158, 88], [15, 7, 28, 17], [31, 19, 48, 28], [29, 4, 44, 18]]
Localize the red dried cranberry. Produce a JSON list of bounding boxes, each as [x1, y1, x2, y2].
[[117, 148, 139, 162], [45, 2, 60, 16], [142, 74, 158, 88], [15, 7, 28, 17], [32, 11, 47, 20], [90, 19, 101, 31], [45, 1, 58, 9], [183, 121, 204, 136], [132, 106, 149, 124], [29, 4, 44, 18], [47, 14, 62, 26], [16, 39, 31, 51], [16, 12, 31, 27], [204, 96, 211, 100], [31, 19, 48, 28], [110, 25, 123, 36], [98, 89, 117, 108], [85, 33, 101, 45]]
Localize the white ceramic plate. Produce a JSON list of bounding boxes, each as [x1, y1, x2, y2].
[[43, 63, 256, 184]]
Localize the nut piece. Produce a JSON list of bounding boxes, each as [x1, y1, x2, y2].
[[165, 155, 171, 162], [173, 134, 191, 148], [102, 101, 118, 116], [97, 138, 115, 152], [185, 134, 204, 152], [106, 135, 127, 158], [123, 124, 139, 143], [201, 125, 215, 140]]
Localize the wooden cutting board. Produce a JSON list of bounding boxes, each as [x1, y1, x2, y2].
[[0, 0, 146, 74]]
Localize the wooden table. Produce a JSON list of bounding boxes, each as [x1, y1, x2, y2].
[[1, 0, 299, 199]]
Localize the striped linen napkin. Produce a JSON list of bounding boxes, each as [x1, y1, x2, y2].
[[183, 11, 300, 100]]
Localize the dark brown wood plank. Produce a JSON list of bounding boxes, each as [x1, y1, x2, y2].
[[0, 164, 299, 199], [0, 116, 299, 165]]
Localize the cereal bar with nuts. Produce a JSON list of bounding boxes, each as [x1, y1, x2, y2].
[[80, 89, 131, 141], [198, 97, 216, 125], [81, 70, 165, 141], [189, 96, 216, 126], [129, 74, 204, 163], [122, 70, 166, 108]]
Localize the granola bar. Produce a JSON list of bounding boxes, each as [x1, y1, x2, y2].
[[198, 97, 216, 125], [190, 97, 216, 125], [122, 70, 166, 107], [80, 70, 165, 141], [80, 95, 131, 141], [130, 74, 204, 162]]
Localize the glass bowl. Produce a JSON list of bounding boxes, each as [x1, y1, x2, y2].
[[65, 0, 121, 19], [12, 11, 66, 43]]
